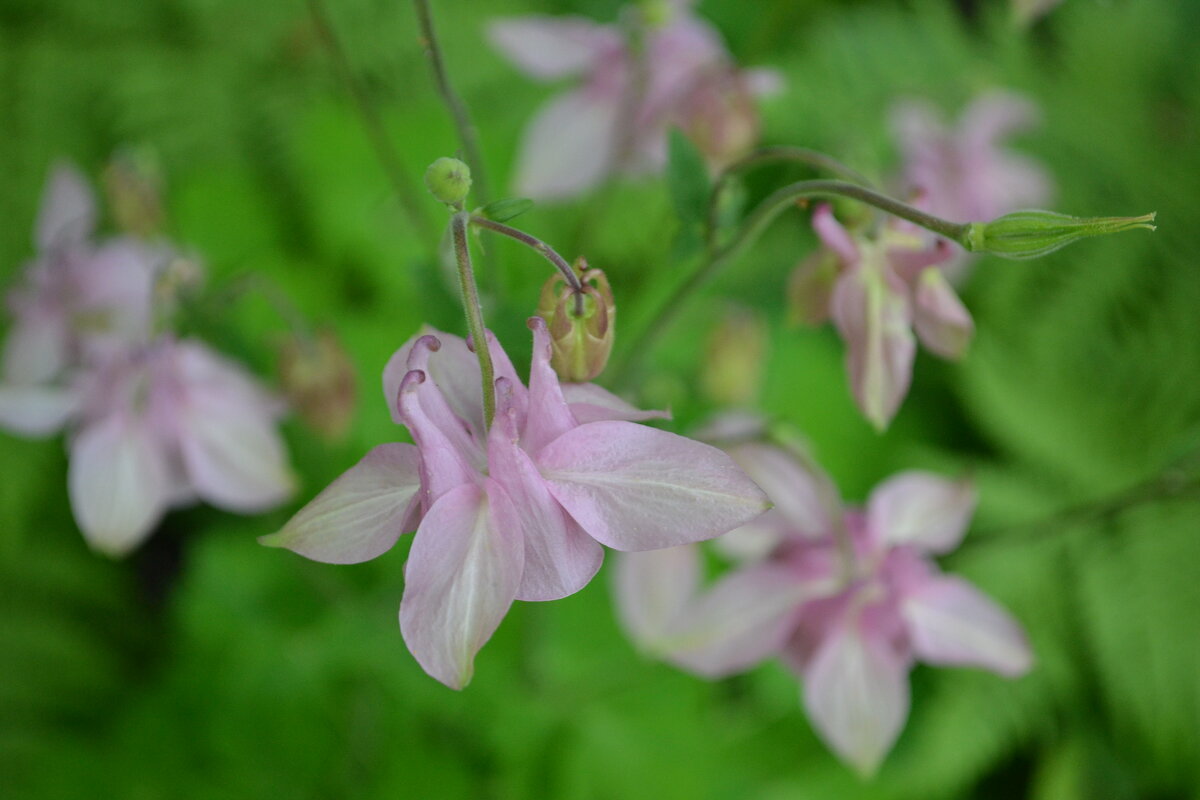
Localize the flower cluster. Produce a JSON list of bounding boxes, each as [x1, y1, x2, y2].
[[616, 429, 1032, 774], [0, 163, 294, 555], [489, 0, 780, 199], [264, 320, 769, 688]]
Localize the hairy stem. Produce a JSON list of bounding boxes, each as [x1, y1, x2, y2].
[[451, 212, 495, 429], [613, 180, 971, 386], [307, 0, 435, 244]]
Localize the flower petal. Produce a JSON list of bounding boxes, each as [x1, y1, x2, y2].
[[802, 620, 911, 777], [0, 383, 79, 436], [68, 415, 169, 556], [912, 267, 974, 359], [561, 381, 670, 424], [520, 317, 578, 455], [536, 420, 770, 551], [901, 575, 1033, 677], [399, 480, 524, 689], [831, 262, 915, 431], [867, 471, 976, 554], [728, 442, 840, 539], [663, 562, 817, 678], [259, 443, 422, 564], [613, 546, 701, 646], [813, 205, 860, 266], [36, 161, 95, 252], [487, 16, 619, 80], [488, 414, 602, 601], [2, 310, 69, 385], [514, 89, 620, 200]]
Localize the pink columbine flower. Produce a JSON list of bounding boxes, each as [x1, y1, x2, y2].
[[264, 319, 770, 689], [67, 337, 295, 556], [890, 90, 1052, 227], [0, 162, 165, 435], [616, 441, 1032, 775], [489, 0, 780, 199], [789, 205, 972, 430]]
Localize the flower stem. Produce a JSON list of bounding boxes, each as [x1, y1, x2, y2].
[[306, 0, 435, 245], [469, 216, 587, 314], [451, 211, 495, 429], [613, 180, 971, 386]]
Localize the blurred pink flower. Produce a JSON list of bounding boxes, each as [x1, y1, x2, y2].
[[891, 90, 1052, 225], [616, 443, 1032, 775], [265, 319, 769, 688], [67, 338, 294, 556], [790, 205, 969, 430], [489, 1, 780, 199]]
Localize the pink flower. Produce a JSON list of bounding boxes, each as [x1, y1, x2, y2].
[[789, 205, 971, 430], [68, 338, 295, 556], [616, 443, 1032, 775], [265, 319, 770, 688], [489, 1, 779, 199], [0, 163, 165, 436], [890, 91, 1052, 226]]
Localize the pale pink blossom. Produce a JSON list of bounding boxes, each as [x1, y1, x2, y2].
[[489, 1, 780, 199], [67, 338, 295, 556], [790, 205, 969, 430], [265, 320, 770, 688], [891, 91, 1052, 226], [616, 443, 1031, 775]]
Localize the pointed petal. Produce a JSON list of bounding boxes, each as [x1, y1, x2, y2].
[[663, 562, 817, 678], [488, 416, 602, 601], [803, 622, 911, 777], [487, 16, 619, 79], [912, 268, 974, 359], [515, 89, 619, 200], [260, 443, 422, 564], [728, 442, 840, 539], [902, 575, 1033, 677], [520, 317, 578, 455], [813, 205, 860, 266], [399, 481, 524, 689], [537, 420, 770, 551], [831, 264, 915, 431], [36, 162, 95, 251], [561, 381, 670, 424], [868, 471, 976, 554], [68, 416, 169, 556], [613, 546, 701, 646], [0, 383, 79, 436]]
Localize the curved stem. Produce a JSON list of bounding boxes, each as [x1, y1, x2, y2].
[[470, 216, 586, 315], [451, 212, 495, 429], [613, 180, 971, 386]]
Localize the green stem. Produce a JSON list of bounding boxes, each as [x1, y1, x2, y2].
[[451, 212, 495, 429], [613, 180, 971, 387], [469, 216, 586, 314]]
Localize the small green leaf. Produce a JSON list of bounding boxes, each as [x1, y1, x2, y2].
[[476, 197, 534, 223], [666, 129, 710, 226]]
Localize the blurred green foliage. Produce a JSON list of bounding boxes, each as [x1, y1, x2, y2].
[[1, 0, 1198, 797]]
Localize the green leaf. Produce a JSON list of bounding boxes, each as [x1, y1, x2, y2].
[[666, 128, 710, 227], [476, 196, 534, 223]]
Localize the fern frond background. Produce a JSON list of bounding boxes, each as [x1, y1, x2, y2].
[[1, 0, 1197, 797]]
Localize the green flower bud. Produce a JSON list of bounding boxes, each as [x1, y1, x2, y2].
[[964, 210, 1156, 260], [702, 306, 767, 407], [536, 259, 615, 383], [278, 329, 357, 441], [424, 157, 472, 206]]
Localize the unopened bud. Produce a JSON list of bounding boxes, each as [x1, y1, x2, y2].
[[677, 68, 760, 169], [536, 258, 615, 383], [424, 157, 472, 206], [702, 306, 768, 407], [104, 148, 165, 237], [964, 210, 1157, 260], [278, 329, 357, 440]]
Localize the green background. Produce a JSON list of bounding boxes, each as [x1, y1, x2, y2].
[[2, 0, 1198, 797]]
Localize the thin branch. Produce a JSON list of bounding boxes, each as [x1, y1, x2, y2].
[[451, 211, 495, 429]]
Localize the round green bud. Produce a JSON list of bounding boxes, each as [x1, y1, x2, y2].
[[424, 157, 472, 206]]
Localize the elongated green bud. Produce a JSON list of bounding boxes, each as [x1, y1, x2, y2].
[[964, 210, 1156, 260], [424, 157, 472, 206]]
